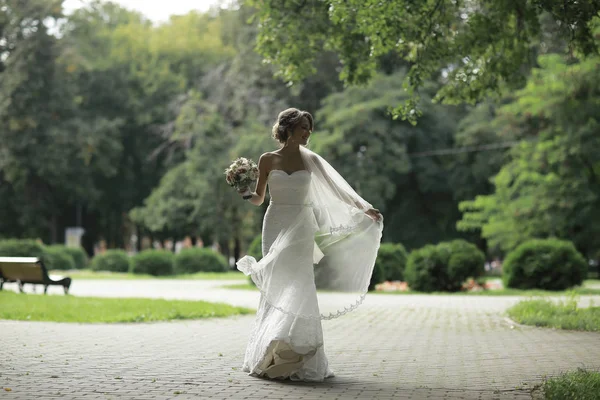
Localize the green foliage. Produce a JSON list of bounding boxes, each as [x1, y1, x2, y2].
[[129, 92, 256, 245], [247, 235, 262, 260], [368, 263, 386, 292], [91, 250, 131, 273], [0, 290, 253, 323], [404, 244, 447, 292], [503, 239, 588, 290], [445, 240, 485, 286], [404, 240, 484, 292], [0, 239, 45, 258], [5, 0, 597, 274], [458, 55, 600, 258], [131, 250, 174, 276], [62, 246, 89, 269], [313, 71, 468, 249], [542, 369, 600, 399], [508, 297, 600, 332], [44, 245, 76, 271], [173, 248, 228, 274], [374, 243, 408, 287], [248, 0, 600, 122]]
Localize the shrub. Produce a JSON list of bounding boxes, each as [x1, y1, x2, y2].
[[62, 246, 88, 269], [91, 250, 131, 273], [174, 248, 228, 274], [446, 240, 485, 289], [131, 250, 174, 276], [44, 245, 76, 271], [503, 238, 588, 290], [378, 242, 408, 281], [404, 244, 449, 292], [405, 240, 485, 292], [0, 239, 45, 258], [368, 242, 408, 290], [368, 262, 386, 291]]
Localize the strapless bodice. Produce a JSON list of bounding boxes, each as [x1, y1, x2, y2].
[[267, 170, 311, 206]]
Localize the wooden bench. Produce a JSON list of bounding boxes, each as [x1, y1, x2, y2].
[[0, 257, 72, 294]]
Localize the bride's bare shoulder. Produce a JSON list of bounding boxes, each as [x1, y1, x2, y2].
[[258, 152, 276, 166]]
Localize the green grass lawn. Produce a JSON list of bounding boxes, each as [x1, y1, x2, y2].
[[0, 291, 254, 323], [537, 369, 600, 400], [507, 297, 600, 332], [50, 269, 246, 280]]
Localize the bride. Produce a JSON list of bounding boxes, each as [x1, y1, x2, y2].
[[236, 108, 383, 382]]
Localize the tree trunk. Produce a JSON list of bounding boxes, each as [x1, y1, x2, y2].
[[234, 236, 241, 263], [50, 213, 58, 244]]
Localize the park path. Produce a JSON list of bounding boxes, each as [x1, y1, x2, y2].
[[1, 279, 599, 399]]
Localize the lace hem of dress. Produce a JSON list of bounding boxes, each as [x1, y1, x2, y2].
[[238, 255, 368, 320], [259, 290, 367, 321]]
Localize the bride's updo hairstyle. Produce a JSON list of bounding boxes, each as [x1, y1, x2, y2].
[[272, 108, 314, 144]]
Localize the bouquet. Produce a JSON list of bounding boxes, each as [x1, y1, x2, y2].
[[224, 157, 259, 199]]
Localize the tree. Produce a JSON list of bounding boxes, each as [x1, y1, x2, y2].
[[312, 71, 470, 249], [151, 11, 235, 87], [248, 0, 600, 122], [0, 0, 123, 242], [458, 54, 600, 262], [130, 90, 274, 260]]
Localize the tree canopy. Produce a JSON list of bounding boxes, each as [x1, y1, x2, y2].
[[248, 0, 600, 122], [458, 54, 600, 258], [1, 0, 598, 268]]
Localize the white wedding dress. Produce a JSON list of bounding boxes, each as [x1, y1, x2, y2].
[[241, 169, 335, 381]]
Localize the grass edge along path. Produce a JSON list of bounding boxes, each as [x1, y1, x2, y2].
[[532, 368, 600, 400], [49, 269, 246, 281], [0, 291, 254, 323], [507, 297, 600, 332]]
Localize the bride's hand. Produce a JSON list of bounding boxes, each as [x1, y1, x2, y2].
[[237, 187, 253, 200], [365, 208, 382, 222]]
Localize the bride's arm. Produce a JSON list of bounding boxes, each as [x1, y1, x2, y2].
[[239, 153, 271, 206]]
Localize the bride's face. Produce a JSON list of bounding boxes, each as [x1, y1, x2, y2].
[[289, 116, 311, 145]]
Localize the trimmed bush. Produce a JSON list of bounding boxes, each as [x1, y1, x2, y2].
[[404, 244, 448, 292], [0, 239, 45, 258], [503, 238, 588, 291], [446, 240, 485, 287], [44, 245, 76, 271], [174, 248, 228, 274], [131, 250, 174, 276], [368, 262, 386, 291], [379, 242, 408, 281], [405, 240, 485, 292], [63, 246, 88, 269], [368, 242, 408, 290], [91, 250, 130, 273]]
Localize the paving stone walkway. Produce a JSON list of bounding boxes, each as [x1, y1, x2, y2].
[[1, 280, 599, 399]]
